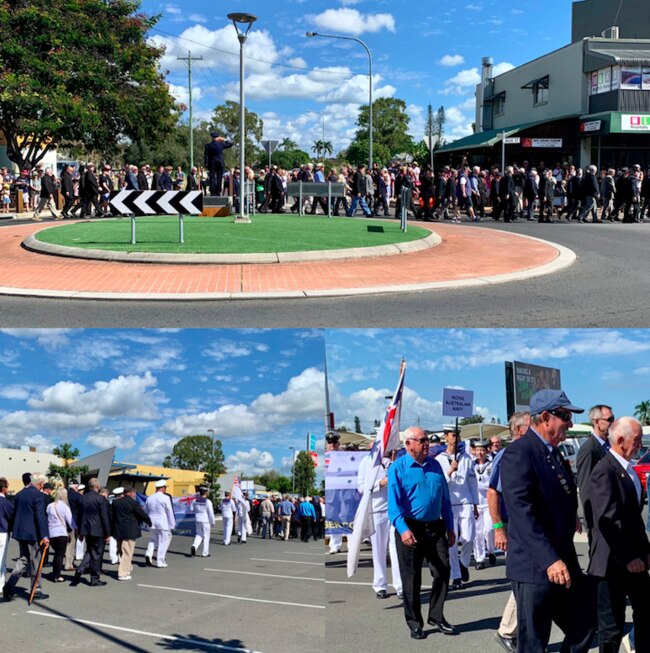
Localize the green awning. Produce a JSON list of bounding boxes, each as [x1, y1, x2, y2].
[[437, 116, 577, 154]]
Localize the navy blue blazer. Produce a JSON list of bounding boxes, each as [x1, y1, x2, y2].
[[587, 453, 649, 577], [9, 485, 49, 542], [78, 490, 111, 538], [501, 429, 580, 585], [204, 139, 234, 170]]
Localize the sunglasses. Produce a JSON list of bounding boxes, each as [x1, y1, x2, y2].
[[549, 409, 572, 423], [597, 415, 615, 423], [408, 437, 429, 444]]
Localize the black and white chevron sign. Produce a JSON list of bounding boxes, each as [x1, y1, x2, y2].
[[109, 190, 203, 216]]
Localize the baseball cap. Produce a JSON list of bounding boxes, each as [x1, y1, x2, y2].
[[529, 389, 583, 416]]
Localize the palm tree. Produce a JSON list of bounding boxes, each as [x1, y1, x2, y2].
[[321, 141, 334, 157], [280, 137, 297, 151], [634, 400, 650, 425], [311, 140, 324, 160]]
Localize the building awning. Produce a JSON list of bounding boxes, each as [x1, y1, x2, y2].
[[585, 44, 650, 69], [521, 75, 549, 90], [437, 116, 577, 154]]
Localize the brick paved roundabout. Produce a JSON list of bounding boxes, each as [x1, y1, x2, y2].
[[0, 219, 575, 300]]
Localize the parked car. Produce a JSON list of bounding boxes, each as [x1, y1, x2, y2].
[[558, 441, 579, 476], [632, 449, 650, 492]]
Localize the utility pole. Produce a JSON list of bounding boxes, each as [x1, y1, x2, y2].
[[177, 51, 203, 172]]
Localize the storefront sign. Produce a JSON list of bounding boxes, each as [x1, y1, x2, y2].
[[580, 120, 602, 133], [620, 66, 642, 90], [621, 114, 650, 131], [521, 138, 563, 148], [504, 137, 520, 144]]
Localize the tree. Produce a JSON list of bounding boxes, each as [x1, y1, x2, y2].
[[47, 443, 88, 485], [459, 414, 485, 426], [211, 101, 264, 168], [312, 140, 324, 160], [432, 106, 447, 149], [163, 435, 226, 502], [634, 400, 650, 425], [347, 98, 415, 165], [293, 450, 316, 497], [255, 470, 292, 494], [0, 0, 178, 170], [280, 137, 297, 151], [270, 148, 311, 171], [354, 416, 362, 433]]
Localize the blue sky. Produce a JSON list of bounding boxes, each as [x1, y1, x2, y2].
[[0, 329, 325, 476], [142, 0, 574, 155], [324, 329, 650, 432]]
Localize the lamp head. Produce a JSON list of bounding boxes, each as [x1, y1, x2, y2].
[[228, 12, 257, 37], [306, 32, 317, 37]]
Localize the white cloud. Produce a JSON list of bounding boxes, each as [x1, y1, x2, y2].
[[0, 349, 20, 368], [167, 83, 204, 106], [0, 384, 33, 400], [226, 448, 275, 476], [446, 67, 481, 88], [164, 4, 181, 14], [439, 54, 465, 66], [0, 328, 75, 351], [131, 347, 186, 374], [493, 62, 515, 77], [136, 435, 180, 466], [86, 428, 136, 451], [203, 339, 270, 362], [311, 9, 396, 35], [188, 13, 207, 24]]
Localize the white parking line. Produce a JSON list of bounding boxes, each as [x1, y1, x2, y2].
[[138, 583, 325, 609], [282, 551, 325, 556], [205, 568, 323, 582], [26, 611, 264, 652], [249, 557, 322, 566]]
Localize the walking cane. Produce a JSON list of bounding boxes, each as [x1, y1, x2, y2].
[[28, 540, 49, 605]]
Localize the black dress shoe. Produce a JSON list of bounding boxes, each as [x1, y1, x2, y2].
[[2, 583, 13, 601], [488, 553, 497, 566], [410, 627, 426, 640], [145, 555, 153, 567], [191, 546, 196, 557], [494, 632, 517, 652], [90, 579, 107, 587], [376, 589, 388, 599], [70, 572, 82, 587], [460, 563, 469, 582], [475, 561, 486, 570], [32, 591, 49, 600], [450, 579, 462, 590], [428, 618, 457, 635]]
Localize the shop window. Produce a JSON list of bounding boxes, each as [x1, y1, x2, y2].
[[522, 75, 549, 107]]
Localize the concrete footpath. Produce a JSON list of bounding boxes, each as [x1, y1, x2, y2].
[[0, 219, 575, 300]]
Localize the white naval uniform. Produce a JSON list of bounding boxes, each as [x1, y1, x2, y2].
[[220, 498, 236, 545], [145, 491, 176, 567], [108, 536, 119, 564], [237, 499, 251, 542], [435, 450, 479, 581], [191, 496, 215, 556], [472, 459, 494, 563], [357, 454, 402, 595]]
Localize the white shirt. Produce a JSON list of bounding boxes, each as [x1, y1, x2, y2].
[[473, 459, 493, 505], [436, 450, 479, 506], [146, 491, 176, 530], [221, 498, 236, 518], [357, 453, 390, 513], [192, 497, 215, 525], [609, 449, 643, 504]]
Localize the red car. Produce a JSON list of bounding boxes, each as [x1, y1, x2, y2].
[[633, 449, 650, 491]]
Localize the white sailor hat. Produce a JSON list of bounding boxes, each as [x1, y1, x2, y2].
[[77, 484, 86, 491], [155, 479, 167, 488], [113, 487, 125, 496]]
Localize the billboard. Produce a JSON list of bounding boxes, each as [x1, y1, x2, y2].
[[510, 361, 561, 413]]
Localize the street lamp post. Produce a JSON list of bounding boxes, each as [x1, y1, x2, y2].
[[306, 32, 372, 170], [289, 446, 296, 495], [228, 13, 257, 223], [206, 428, 216, 489]]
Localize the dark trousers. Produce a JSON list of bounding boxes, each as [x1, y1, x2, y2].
[[50, 535, 68, 579], [595, 571, 650, 652], [76, 536, 104, 582], [209, 164, 225, 196], [512, 574, 596, 653], [332, 196, 349, 216], [373, 194, 389, 216], [300, 517, 313, 541], [310, 196, 329, 215], [394, 519, 450, 632], [62, 194, 75, 216]]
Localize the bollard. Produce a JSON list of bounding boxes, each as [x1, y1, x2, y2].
[[130, 214, 136, 244], [298, 181, 303, 217], [327, 182, 332, 218], [179, 214, 184, 244]]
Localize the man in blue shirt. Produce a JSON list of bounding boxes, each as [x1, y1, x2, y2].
[[298, 497, 316, 541], [388, 426, 456, 640]]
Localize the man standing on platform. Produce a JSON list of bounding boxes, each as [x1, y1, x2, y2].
[[204, 131, 233, 196], [388, 426, 456, 640]]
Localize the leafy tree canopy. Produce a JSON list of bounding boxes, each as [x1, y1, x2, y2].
[[210, 101, 264, 168], [293, 450, 317, 497], [47, 442, 88, 485], [0, 0, 178, 169], [270, 148, 311, 171], [459, 414, 485, 426]]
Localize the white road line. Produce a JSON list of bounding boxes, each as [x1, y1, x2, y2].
[[282, 551, 325, 556], [249, 557, 322, 566], [137, 583, 325, 609], [325, 580, 373, 586], [26, 611, 264, 653], [204, 568, 323, 582]]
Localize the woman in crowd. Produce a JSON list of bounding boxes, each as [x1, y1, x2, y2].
[[46, 487, 76, 582]]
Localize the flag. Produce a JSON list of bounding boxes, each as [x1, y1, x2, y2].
[[232, 474, 252, 535], [347, 360, 405, 577]]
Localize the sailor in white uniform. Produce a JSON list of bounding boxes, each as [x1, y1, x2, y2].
[[145, 479, 176, 568], [472, 441, 495, 569], [435, 427, 479, 589], [236, 492, 251, 543], [191, 487, 215, 557], [357, 452, 403, 598], [220, 492, 236, 545]]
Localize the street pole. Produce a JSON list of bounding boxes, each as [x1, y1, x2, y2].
[[501, 130, 506, 173], [177, 51, 203, 172], [306, 33, 372, 169], [289, 446, 296, 495]]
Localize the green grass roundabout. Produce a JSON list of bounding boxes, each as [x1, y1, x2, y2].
[[33, 214, 430, 254]]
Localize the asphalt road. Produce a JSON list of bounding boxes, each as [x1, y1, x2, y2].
[[0, 219, 649, 327], [2, 523, 325, 653]]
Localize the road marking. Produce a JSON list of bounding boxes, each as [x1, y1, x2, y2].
[[282, 551, 325, 556], [325, 580, 373, 586], [204, 568, 323, 582], [26, 611, 264, 652], [249, 557, 322, 566], [137, 583, 325, 609]]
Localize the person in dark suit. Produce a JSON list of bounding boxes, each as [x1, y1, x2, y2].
[[501, 389, 596, 653], [587, 417, 649, 653], [499, 166, 517, 223], [71, 477, 110, 587], [136, 165, 149, 191], [2, 472, 49, 601], [151, 165, 164, 191], [576, 404, 614, 536], [204, 131, 234, 196], [111, 486, 151, 581], [60, 163, 75, 218], [80, 163, 104, 218]]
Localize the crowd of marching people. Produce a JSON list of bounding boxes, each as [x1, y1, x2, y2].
[[0, 470, 324, 601], [4, 157, 650, 225]]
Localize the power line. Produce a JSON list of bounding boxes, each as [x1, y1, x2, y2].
[[150, 27, 356, 77], [612, 0, 625, 26]]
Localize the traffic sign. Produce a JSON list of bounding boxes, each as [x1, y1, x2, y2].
[[109, 190, 203, 216]]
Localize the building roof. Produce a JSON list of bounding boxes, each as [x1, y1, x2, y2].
[[585, 40, 650, 69], [437, 116, 577, 154]]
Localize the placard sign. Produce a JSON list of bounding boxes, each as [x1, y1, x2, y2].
[[442, 388, 474, 418]]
